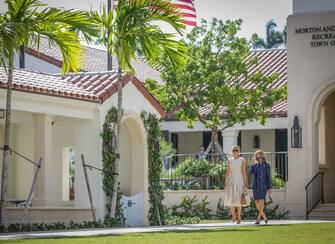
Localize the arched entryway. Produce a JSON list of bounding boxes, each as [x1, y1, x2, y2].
[[119, 112, 149, 226], [317, 90, 335, 203]]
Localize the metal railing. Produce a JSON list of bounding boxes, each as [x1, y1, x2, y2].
[[305, 171, 324, 220], [160, 152, 288, 191]]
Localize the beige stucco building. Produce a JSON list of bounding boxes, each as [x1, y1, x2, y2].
[[286, 0, 335, 218], [0, 68, 164, 225], [2, 0, 335, 226]]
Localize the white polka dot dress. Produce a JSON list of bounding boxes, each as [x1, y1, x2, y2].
[[224, 157, 247, 207]]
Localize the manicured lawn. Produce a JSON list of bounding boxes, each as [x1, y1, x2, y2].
[[2, 223, 335, 244]]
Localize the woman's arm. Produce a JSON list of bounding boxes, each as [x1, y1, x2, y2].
[[249, 158, 256, 175], [242, 159, 248, 191], [224, 160, 230, 190]]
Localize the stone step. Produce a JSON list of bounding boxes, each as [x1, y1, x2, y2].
[[309, 206, 335, 220], [309, 216, 335, 221], [318, 203, 335, 209], [313, 208, 335, 213]]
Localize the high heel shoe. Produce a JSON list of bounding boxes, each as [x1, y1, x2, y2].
[[264, 219, 268, 224], [255, 217, 261, 225], [237, 217, 241, 225], [231, 216, 236, 223]]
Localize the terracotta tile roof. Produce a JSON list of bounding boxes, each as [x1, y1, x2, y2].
[[0, 68, 166, 116], [62, 71, 166, 116], [164, 48, 288, 120], [27, 37, 162, 83], [0, 68, 99, 102], [244, 48, 287, 89]]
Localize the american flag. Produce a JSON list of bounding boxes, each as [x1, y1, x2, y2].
[[112, 0, 197, 27], [172, 0, 197, 27]]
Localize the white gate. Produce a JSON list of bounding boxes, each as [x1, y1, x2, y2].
[[121, 192, 143, 226]]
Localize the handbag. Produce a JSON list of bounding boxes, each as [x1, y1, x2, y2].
[[241, 191, 250, 206]]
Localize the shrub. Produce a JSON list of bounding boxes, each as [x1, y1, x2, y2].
[[216, 198, 230, 219], [161, 180, 203, 190], [174, 158, 212, 177], [0, 219, 121, 233], [170, 158, 226, 190], [165, 216, 201, 225], [271, 170, 286, 189], [165, 195, 212, 220], [216, 197, 289, 220]]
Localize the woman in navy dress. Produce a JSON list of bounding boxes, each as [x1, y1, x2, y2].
[[250, 150, 272, 224]]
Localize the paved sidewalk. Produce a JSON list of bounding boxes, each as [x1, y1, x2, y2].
[[0, 220, 333, 240]]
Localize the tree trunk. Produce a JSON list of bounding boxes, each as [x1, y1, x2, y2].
[[0, 52, 14, 225], [211, 127, 219, 146], [210, 127, 219, 162], [110, 66, 123, 218]]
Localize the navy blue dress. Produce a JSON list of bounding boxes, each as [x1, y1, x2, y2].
[[249, 162, 272, 200]]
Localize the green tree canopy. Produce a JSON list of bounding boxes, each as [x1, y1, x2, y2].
[[146, 18, 287, 152]]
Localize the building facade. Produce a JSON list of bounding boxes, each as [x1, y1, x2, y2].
[[286, 0, 335, 218]]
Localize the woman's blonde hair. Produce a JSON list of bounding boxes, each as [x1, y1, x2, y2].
[[231, 145, 240, 153], [254, 149, 266, 163]]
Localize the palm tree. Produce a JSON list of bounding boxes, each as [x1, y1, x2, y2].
[[0, 0, 98, 224], [253, 19, 285, 49], [93, 0, 186, 218]]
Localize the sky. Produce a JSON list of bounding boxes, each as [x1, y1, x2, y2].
[[195, 0, 292, 39], [0, 0, 292, 42]]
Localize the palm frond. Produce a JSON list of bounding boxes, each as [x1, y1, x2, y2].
[[95, 0, 186, 73]]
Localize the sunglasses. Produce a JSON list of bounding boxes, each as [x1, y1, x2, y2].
[[233, 149, 239, 152]]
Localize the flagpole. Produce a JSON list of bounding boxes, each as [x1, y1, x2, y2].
[[107, 0, 113, 70]]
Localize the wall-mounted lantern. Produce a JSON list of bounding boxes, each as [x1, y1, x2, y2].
[[253, 135, 260, 148], [291, 116, 302, 148]]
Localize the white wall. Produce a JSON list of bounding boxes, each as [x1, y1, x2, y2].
[[318, 106, 326, 165], [0, 90, 97, 120], [161, 117, 288, 132], [0, 119, 34, 201], [12, 122, 34, 200], [177, 132, 202, 154], [99, 81, 162, 127], [241, 129, 275, 153], [52, 118, 76, 205], [293, 0, 335, 14], [74, 116, 103, 220]]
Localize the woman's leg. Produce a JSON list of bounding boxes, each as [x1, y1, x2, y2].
[[231, 207, 236, 222], [237, 207, 242, 224], [255, 200, 262, 222], [260, 199, 268, 221]]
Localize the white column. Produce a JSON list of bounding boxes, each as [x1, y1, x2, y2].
[[222, 130, 239, 154], [32, 113, 54, 206]]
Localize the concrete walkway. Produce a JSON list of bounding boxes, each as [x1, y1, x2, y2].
[[0, 220, 333, 240]]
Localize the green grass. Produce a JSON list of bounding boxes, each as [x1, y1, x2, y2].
[[1, 223, 335, 244]]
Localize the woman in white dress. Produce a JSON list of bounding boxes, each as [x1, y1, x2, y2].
[[224, 145, 248, 224]]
